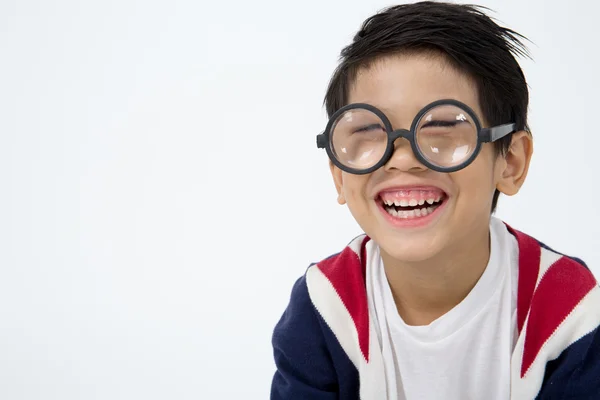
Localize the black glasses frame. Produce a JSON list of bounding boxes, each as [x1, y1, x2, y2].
[[316, 99, 516, 174]]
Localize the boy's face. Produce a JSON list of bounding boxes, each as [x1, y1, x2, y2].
[[330, 54, 531, 263]]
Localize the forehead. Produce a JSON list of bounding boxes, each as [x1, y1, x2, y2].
[[348, 54, 483, 124]]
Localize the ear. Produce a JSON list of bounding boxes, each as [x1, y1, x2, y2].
[[329, 161, 347, 205], [496, 131, 533, 196]]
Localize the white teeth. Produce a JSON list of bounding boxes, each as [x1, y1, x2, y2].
[[392, 209, 416, 218], [384, 205, 439, 218], [381, 193, 445, 215]]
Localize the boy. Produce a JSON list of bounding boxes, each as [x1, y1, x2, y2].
[[270, 2, 600, 400]]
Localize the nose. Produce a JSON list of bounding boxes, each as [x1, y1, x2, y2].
[[383, 133, 428, 173]]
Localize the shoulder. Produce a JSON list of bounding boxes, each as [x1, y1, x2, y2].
[[507, 224, 597, 335], [507, 225, 600, 398], [504, 224, 596, 311], [523, 235, 599, 364], [274, 233, 370, 340], [306, 234, 370, 308], [271, 272, 340, 399], [273, 233, 372, 358], [270, 236, 370, 400]]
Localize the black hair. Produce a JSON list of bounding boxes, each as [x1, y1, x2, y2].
[[324, 1, 531, 212]]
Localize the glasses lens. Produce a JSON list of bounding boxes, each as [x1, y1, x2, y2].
[[416, 104, 478, 168], [330, 108, 388, 170]]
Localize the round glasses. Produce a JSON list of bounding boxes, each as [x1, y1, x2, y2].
[[316, 99, 516, 174]]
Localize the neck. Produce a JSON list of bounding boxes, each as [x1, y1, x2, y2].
[[381, 225, 491, 326]]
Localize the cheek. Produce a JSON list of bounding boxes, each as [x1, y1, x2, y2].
[[340, 175, 372, 211], [452, 150, 498, 205], [342, 187, 365, 208]]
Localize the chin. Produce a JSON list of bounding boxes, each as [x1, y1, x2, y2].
[[376, 235, 445, 264]]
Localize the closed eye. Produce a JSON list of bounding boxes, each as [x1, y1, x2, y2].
[[354, 123, 385, 133], [420, 120, 470, 128]]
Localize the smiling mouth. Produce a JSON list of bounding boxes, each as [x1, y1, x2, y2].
[[377, 190, 447, 219]]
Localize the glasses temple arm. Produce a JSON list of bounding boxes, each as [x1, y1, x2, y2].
[[481, 123, 516, 143], [316, 133, 327, 148]]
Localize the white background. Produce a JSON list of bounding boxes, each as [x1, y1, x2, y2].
[[1, 0, 598, 398]]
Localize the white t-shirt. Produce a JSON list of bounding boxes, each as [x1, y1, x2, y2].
[[366, 217, 519, 400]]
